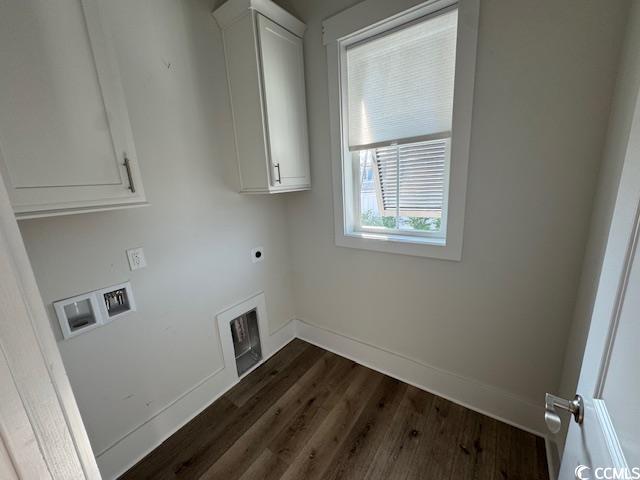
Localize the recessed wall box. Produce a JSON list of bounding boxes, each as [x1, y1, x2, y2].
[[230, 309, 262, 376], [97, 281, 136, 322], [54, 292, 104, 339], [54, 281, 136, 339], [216, 292, 268, 380]]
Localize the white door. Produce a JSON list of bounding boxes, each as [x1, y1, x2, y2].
[[556, 76, 640, 478], [257, 14, 311, 190]]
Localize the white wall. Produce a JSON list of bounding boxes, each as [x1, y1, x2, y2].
[[13, 0, 633, 476], [17, 0, 295, 475], [556, 0, 640, 456], [285, 0, 628, 416]]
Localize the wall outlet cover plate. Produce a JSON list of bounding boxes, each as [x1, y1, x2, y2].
[[127, 247, 147, 270]]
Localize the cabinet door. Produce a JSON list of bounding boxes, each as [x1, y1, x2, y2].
[[257, 14, 310, 191], [0, 0, 145, 218]]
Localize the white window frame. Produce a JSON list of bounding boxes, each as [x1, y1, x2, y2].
[[323, 0, 479, 260]]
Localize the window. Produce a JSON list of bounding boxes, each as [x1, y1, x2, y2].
[[323, 0, 479, 260], [356, 138, 450, 238]]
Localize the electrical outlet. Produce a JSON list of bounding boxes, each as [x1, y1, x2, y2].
[[126, 247, 147, 271], [251, 247, 264, 263]]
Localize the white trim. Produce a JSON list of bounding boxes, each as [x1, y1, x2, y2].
[[95, 364, 225, 459], [325, 0, 479, 261], [15, 202, 149, 221], [294, 318, 547, 437], [594, 197, 640, 397], [0, 151, 100, 477], [97, 314, 557, 478], [593, 399, 629, 470], [338, 230, 456, 259], [212, 0, 306, 38], [323, 0, 454, 45], [346, 230, 446, 245], [0, 345, 51, 478], [96, 317, 297, 480]]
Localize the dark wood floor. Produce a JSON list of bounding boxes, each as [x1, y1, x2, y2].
[[120, 339, 549, 480]]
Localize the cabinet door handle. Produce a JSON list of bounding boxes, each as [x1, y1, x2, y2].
[[123, 156, 136, 193], [274, 163, 282, 184]]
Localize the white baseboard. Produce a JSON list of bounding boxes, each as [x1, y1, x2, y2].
[[97, 315, 552, 479], [96, 318, 297, 480], [295, 318, 548, 438]]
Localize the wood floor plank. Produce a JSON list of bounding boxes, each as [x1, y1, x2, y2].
[[407, 395, 467, 480], [171, 344, 326, 479], [268, 355, 356, 464], [494, 420, 512, 480], [448, 409, 498, 480], [199, 352, 341, 480], [318, 358, 366, 411], [121, 340, 310, 480], [119, 396, 238, 480], [536, 435, 550, 479], [493, 420, 548, 480], [226, 339, 309, 408], [507, 426, 539, 480], [119, 340, 550, 480], [320, 375, 407, 480], [362, 385, 434, 480], [237, 450, 289, 480], [278, 366, 383, 480]]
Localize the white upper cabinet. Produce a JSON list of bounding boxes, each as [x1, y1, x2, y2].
[[0, 0, 146, 219], [213, 0, 311, 193]]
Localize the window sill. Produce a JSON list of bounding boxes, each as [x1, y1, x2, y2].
[[348, 230, 446, 246], [337, 230, 461, 260]]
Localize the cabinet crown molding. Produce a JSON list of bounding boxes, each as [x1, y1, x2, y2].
[[212, 0, 306, 37]]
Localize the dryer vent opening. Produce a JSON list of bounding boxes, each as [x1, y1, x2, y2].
[[230, 309, 262, 376]]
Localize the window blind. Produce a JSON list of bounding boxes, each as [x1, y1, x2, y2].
[[375, 139, 448, 216], [346, 8, 458, 151]]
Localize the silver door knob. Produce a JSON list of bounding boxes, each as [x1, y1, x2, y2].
[[545, 393, 584, 434]]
